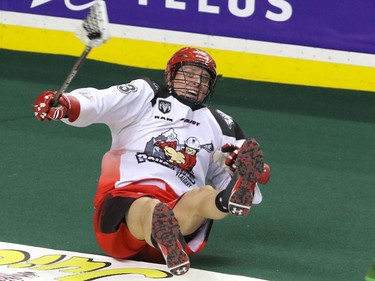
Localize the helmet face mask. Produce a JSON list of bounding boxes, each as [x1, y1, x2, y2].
[[165, 47, 217, 104], [172, 64, 211, 103]]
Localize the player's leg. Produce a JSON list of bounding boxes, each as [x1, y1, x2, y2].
[[173, 185, 228, 235], [125, 196, 159, 245], [126, 196, 190, 276], [218, 138, 265, 216]]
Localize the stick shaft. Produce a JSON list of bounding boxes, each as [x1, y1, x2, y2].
[[52, 46, 92, 106]]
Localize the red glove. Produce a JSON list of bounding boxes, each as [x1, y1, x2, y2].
[[33, 91, 78, 121], [221, 143, 270, 184], [256, 163, 270, 184], [221, 143, 239, 173]]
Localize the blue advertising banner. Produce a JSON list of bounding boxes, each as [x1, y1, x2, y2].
[[2, 0, 375, 55]]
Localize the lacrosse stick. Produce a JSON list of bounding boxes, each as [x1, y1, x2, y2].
[[51, 0, 109, 106]]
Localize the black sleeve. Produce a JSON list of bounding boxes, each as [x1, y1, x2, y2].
[[208, 107, 246, 140], [140, 77, 170, 107]]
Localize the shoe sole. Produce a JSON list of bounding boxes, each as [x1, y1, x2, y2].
[[228, 138, 264, 216], [151, 203, 190, 276]]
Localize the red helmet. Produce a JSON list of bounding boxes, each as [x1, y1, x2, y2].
[[165, 47, 217, 102]]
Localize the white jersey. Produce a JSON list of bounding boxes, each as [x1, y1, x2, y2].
[[62, 78, 252, 196]]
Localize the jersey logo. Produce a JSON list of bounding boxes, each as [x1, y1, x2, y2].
[[158, 100, 171, 114], [117, 83, 138, 94], [135, 129, 213, 188]]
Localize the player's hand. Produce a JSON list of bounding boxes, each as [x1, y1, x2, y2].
[[221, 143, 239, 173], [33, 91, 71, 121], [213, 143, 239, 175], [214, 143, 271, 184]]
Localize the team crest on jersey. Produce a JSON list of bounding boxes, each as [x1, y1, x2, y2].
[[158, 100, 171, 114], [136, 129, 213, 188], [117, 83, 138, 94]]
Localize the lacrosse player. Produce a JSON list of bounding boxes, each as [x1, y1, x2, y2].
[[33, 47, 270, 276]]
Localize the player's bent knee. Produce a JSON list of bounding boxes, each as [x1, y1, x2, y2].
[[126, 197, 161, 241]]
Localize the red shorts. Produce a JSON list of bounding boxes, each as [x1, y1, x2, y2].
[[93, 180, 182, 263]]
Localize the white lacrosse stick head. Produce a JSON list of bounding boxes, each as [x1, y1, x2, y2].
[[76, 0, 110, 47]]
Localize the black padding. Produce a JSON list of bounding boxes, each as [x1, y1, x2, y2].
[[100, 196, 137, 233]]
